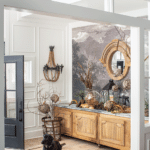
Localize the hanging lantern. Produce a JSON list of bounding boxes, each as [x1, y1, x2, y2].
[[43, 46, 64, 82]]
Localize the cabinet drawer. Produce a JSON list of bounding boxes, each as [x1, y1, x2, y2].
[[99, 115, 125, 146], [73, 112, 97, 140]]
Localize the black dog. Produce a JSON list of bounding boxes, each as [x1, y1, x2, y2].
[[41, 134, 65, 150]]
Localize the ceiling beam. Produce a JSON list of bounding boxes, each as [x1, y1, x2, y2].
[[2, 0, 150, 29]]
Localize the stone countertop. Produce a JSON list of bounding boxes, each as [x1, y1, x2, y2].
[[56, 104, 149, 120]]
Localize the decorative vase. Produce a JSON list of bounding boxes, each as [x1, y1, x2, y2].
[[84, 88, 99, 107]]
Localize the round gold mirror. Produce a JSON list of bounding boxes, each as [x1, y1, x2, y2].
[[100, 39, 130, 80]]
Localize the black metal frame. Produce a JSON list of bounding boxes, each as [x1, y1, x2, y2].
[[4, 56, 24, 149], [4, 62, 17, 119], [43, 64, 64, 73]]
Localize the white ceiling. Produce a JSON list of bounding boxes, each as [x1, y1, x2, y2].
[[72, 0, 148, 13], [18, 0, 148, 23]]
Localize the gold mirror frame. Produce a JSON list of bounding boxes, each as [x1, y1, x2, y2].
[[99, 39, 131, 80]]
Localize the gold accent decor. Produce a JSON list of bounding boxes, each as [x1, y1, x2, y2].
[[69, 100, 78, 106], [99, 39, 131, 80]]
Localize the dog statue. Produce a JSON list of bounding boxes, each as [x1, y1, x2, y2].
[[41, 134, 65, 150]]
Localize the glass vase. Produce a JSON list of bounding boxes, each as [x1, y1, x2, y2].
[[85, 88, 100, 106]]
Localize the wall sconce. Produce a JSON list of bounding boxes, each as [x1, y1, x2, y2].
[[43, 46, 64, 82]]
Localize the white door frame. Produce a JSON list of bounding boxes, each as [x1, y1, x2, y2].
[[1, 0, 150, 149], [131, 27, 145, 150]]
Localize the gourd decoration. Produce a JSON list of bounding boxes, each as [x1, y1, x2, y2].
[[38, 102, 50, 114], [50, 94, 59, 103], [104, 100, 131, 113], [104, 100, 113, 111], [122, 79, 131, 90], [43, 46, 64, 82]]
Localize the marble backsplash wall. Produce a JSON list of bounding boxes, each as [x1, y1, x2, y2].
[[72, 24, 131, 102], [72, 24, 149, 106]]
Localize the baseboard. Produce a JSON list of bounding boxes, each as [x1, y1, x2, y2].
[[25, 145, 42, 150], [25, 129, 43, 140]]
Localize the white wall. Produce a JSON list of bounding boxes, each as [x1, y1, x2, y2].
[[4, 10, 73, 139]]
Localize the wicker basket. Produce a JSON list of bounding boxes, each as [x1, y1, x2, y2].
[[42, 117, 62, 141]]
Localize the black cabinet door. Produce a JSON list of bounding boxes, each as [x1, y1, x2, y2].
[[4, 56, 24, 149]]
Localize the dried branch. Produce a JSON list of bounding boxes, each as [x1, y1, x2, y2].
[[78, 62, 93, 89], [78, 62, 87, 76], [27, 79, 61, 118]]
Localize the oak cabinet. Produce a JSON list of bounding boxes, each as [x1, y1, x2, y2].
[[99, 115, 125, 146], [98, 114, 130, 150], [54, 107, 131, 150], [73, 112, 97, 142], [55, 108, 72, 136]]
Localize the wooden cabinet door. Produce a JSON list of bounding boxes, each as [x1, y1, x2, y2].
[[99, 115, 125, 146], [55, 108, 72, 136], [73, 112, 97, 141]]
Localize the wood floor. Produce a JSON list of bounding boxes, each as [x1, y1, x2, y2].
[[25, 135, 117, 150]]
